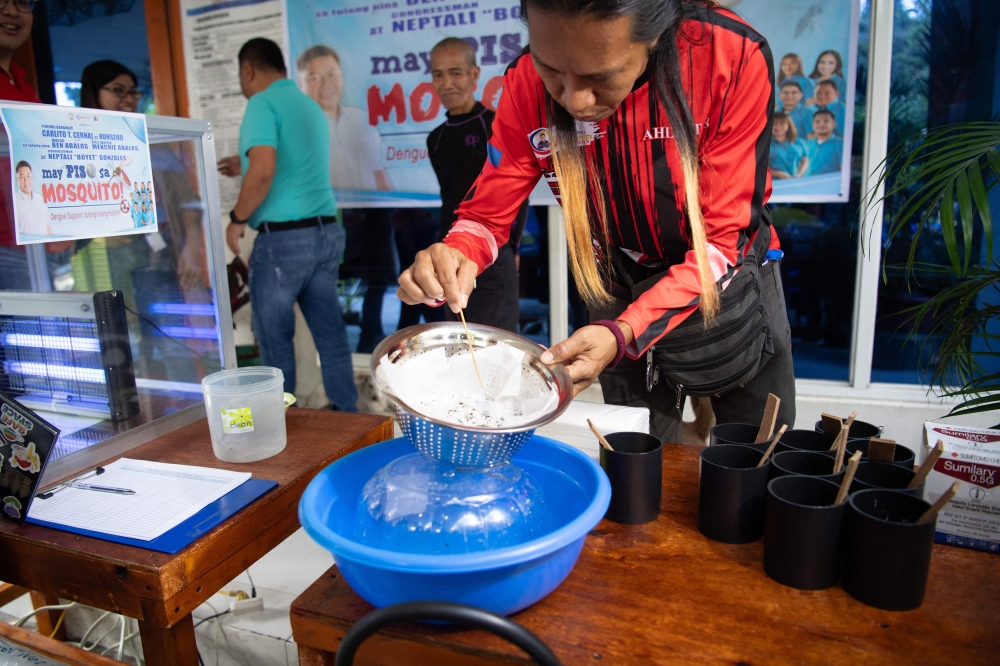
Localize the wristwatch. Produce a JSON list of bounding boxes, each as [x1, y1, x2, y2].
[[229, 210, 247, 225]]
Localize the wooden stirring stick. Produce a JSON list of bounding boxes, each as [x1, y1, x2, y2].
[[835, 451, 863, 505], [829, 410, 858, 451], [908, 441, 945, 490], [587, 419, 614, 452], [918, 481, 961, 523], [832, 412, 856, 474], [756, 424, 788, 468], [754, 393, 781, 444], [458, 308, 484, 389], [820, 412, 843, 435]]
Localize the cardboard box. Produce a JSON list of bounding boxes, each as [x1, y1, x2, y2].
[[922, 422, 1000, 554]]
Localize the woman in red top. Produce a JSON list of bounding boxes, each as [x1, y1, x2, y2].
[[398, 0, 795, 442]]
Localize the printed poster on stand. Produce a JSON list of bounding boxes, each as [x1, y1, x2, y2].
[[285, 0, 859, 207], [0, 104, 158, 245]]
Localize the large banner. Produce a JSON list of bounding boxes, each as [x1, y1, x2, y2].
[[285, 0, 858, 207], [0, 105, 157, 244], [285, 0, 546, 207], [724, 0, 860, 203]]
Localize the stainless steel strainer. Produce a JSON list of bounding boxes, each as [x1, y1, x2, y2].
[[370, 322, 573, 466]]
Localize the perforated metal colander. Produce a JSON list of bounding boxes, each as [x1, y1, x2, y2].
[[370, 323, 573, 466]]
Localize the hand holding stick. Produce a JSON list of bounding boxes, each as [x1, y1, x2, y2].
[[835, 451, 863, 505], [458, 308, 484, 389], [587, 419, 614, 451], [918, 481, 961, 524], [756, 424, 788, 468], [908, 441, 945, 489]]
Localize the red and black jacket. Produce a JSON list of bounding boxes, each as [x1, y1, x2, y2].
[[443, 7, 779, 358]]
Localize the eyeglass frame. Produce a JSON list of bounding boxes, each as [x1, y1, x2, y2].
[[0, 0, 35, 14], [101, 85, 144, 100]]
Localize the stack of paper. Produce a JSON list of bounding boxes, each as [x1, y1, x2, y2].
[[27, 459, 251, 541], [536, 400, 650, 460]]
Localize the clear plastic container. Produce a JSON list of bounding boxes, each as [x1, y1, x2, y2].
[[202, 367, 286, 463], [356, 452, 546, 554]]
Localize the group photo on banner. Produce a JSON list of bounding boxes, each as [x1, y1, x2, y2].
[[285, 0, 859, 206]]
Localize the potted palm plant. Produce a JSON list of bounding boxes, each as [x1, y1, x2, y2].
[[863, 122, 999, 421]]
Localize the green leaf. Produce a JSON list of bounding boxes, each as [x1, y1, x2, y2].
[[966, 160, 994, 267], [939, 183, 961, 275], [954, 169, 974, 275]]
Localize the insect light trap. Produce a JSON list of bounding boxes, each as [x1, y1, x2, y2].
[[0, 290, 139, 422]]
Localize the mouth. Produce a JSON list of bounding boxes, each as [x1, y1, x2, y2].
[[0, 22, 21, 36]]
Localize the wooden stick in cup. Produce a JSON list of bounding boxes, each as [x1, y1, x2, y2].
[[756, 424, 788, 468], [908, 441, 945, 490], [829, 411, 858, 451], [835, 451, 863, 505], [820, 413, 843, 435], [832, 412, 856, 473], [587, 419, 614, 452], [754, 393, 781, 444], [458, 308, 484, 389], [918, 481, 961, 524]]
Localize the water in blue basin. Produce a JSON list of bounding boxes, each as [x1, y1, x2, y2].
[[356, 453, 546, 554], [300, 437, 611, 614]]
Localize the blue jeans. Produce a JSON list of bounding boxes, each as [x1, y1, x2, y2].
[[249, 222, 358, 411]]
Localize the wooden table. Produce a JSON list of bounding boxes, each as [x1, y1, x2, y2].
[[290, 443, 1000, 665], [0, 409, 392, 666]]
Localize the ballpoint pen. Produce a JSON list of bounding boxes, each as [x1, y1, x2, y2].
[[36, 467, 105, 499], [67, 483, 135, 495]]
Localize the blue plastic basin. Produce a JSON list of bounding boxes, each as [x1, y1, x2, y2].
[[299, 435, 611, 615]]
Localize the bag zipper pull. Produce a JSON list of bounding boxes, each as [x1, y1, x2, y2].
[[675, 385, 684, 411], [646, 346, 656, 392]]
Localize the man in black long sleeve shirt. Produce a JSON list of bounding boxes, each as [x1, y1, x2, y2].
[[427, 37, 527, 332]]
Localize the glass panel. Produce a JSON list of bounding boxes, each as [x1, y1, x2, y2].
[[767, 1, 869, 382], [873, 0, 997, 384], [0, 134, 222, 459]]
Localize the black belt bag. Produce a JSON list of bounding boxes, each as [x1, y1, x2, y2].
[[613, 223, 774, 408]]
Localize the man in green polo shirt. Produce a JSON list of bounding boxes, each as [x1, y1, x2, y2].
[[221, 38, 357, 411]]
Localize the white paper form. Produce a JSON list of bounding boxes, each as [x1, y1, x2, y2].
[[27, 458, 251, 541]]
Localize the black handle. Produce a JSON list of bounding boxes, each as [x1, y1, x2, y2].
[[334, 601, 561, 666]]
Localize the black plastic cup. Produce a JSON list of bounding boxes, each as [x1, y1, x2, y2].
[[698, 445, 771, 543], [763, 476, 847, 590], [600, 432, 663, 525], [770, 450, 846, 485], [849, 461, 923, 497], [844, 439, 916, 470], [774, 429, 838, 455], [842, 490, 935, 610], [814, 419, 883, 439], [709, 423, 767, 451]]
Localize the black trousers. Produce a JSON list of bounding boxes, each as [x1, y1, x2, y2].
[[595, 260, 796, 444]]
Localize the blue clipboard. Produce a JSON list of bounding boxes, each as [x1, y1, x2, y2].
[[26, 478, 278, 554]]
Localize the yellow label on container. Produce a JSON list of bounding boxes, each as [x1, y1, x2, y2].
[[221, 407, 254, 434]]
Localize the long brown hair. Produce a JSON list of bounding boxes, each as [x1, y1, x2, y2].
[[527, 0, 720, 316]]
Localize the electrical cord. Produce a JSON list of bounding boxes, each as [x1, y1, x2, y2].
[[12, 602, 76, 627], [193, 610, 231, 630], [123, 304, 222, 370], [245, 569, 256, 598], [48, 609, 67, 638], [73, 610, 112, 649]]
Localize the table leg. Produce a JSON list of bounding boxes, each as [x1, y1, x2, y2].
[[138, 614, 199, 666], [29, 591, 67, 641], [299, 645, 336, 666]]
